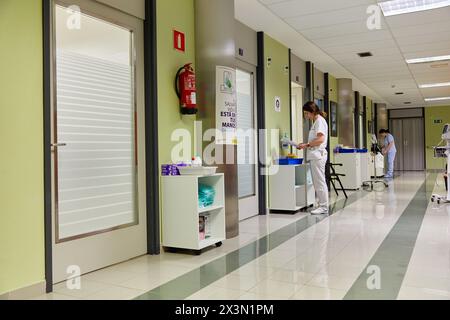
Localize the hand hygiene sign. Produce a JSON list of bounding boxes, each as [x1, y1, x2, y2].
[[216, 66, 237, 145]]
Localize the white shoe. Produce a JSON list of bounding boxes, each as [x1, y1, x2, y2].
[[311, 207, 328, 215]]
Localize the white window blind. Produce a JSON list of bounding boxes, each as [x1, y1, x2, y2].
[[237, 70, 256, 199], [55, 6, 137, 240]]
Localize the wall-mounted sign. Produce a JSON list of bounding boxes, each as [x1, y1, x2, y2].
[[216, 66, 237, 145], [173, 30, 185, 52], [434, 119, 443, 124], [275, 96, 281, 113]]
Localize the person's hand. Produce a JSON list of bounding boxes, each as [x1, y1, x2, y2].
[[297, 143, 308, 150]]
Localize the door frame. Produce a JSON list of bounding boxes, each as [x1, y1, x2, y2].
[[256, 32, 267, 215], [389, 116, 426, 171], [236, 61, 259, 221], [388, 107, 427, 171], [42, 0, 160, 293]]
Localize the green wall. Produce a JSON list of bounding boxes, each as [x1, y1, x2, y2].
[[156, 0, 196, 237], [264, 34, 291, 159], [157, 0, 196, 166], [328, 75, 338, 162], [0, 0, 45, 295], [425, 106, 450, 170]]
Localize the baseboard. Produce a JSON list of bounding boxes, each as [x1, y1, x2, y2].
[[0, 281, 46, 300]]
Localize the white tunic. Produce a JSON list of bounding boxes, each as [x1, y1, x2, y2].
[[307, 115, 328, 160]]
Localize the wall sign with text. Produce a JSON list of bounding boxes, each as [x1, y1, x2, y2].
[[216, 66, 237, 145]]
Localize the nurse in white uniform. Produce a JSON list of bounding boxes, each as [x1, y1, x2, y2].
[[297, 102, 329, 215]]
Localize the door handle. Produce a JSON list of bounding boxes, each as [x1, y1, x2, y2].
[[52, 143, 67, 148]]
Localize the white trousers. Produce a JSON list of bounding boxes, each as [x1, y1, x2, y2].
[[310, 155, 329, 209]]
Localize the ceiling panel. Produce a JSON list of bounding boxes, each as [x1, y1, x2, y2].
[[401, 41, 450, 55], [263, 0, 375, 19], [313, 31, 394, 48], [300, 21, 390, 40], [395, 30, 450, 47], [390, 20, 450, 38], [284, 4, 371, 30], [415, 73, 450, 83], [420, 87, 450, 97], [257, 0, 450, 108], [409, 63, 450, 74], [385, 7, 450, 28]]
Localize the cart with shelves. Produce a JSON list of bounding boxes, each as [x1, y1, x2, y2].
[[335, 150, 362, 190], [161, 174, 226, 254], [269, 164, 315, 212]]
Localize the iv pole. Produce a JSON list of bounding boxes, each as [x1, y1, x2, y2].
[[362, 134, 388, 191]]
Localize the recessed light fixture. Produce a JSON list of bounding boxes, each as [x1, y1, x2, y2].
[[357, 52, 373, 58], [379, 0, 450, 17], [419, 82, 450, 89], [406, 54, 450, 64], [425, 97, 450, 102]]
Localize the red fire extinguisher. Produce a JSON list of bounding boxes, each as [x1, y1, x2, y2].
[[175, 63, 198, 115]]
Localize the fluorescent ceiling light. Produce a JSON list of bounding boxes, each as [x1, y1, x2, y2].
[[379, 0, 450, 17], [406, 55, 450, 64], [419, 82, 450, 88], [424, 97, 450, 102]]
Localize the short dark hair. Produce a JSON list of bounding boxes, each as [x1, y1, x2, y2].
[[379, 129, 390, 134]]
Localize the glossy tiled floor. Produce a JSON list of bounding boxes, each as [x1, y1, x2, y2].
[[32, 172, 450, 300]]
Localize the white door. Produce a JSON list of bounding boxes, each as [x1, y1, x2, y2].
[[51, 0, 147, 283], [291, 83, 304, 158], [237, 68, 259, 221]]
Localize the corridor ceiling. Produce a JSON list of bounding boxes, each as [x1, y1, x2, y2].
[[236, 0, 450, 109]]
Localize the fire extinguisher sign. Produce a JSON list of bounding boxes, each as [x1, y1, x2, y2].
[[173, 30, 185, 53], [216, 66, 238, 145]]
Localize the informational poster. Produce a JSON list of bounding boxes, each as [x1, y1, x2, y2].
[[330, 101, 338, 137], [216, 66, 237, 145]]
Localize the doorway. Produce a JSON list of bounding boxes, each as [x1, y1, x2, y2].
[[291, 82, 304, 158], [51, 0, 147, 283], [236, 66, 259, 221], [389, 118, 425, 171]]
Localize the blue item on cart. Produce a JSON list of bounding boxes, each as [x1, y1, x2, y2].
[[198, 184, 216, 208], [357, 148, 368, 153], [277, 158, 304, 165], [337, 148, 358, 154]]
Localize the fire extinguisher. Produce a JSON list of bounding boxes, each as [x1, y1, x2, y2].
[[175, 63, 198, 115]]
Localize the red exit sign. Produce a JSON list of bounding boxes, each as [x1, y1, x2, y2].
[[173, 30, 185, 53]]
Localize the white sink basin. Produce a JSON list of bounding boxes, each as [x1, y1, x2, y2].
[[177, 166, 218, 176]]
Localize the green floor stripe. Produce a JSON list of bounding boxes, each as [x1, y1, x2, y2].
[[135, 188, 372, 300], [344, 173, 437, 300]]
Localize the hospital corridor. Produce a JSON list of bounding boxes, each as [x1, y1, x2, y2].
[[32, 172, 450, 301], [1, 0, 450, 310]]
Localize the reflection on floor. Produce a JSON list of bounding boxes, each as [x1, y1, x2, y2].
[[31, 172, 450, 300]]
